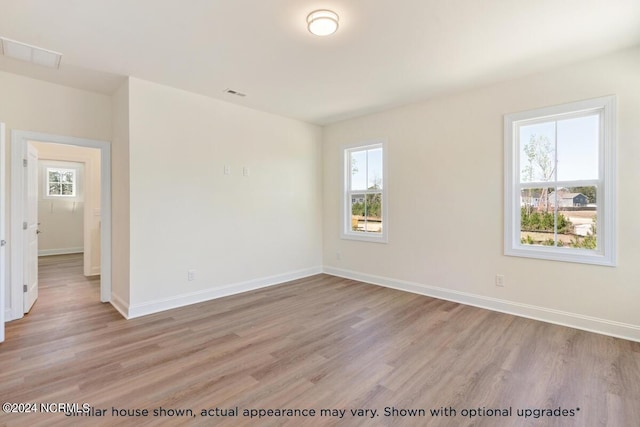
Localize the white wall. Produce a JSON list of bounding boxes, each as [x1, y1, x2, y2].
[[124, 78, 323, 315], [323, 46, 640, 341], [36, 159, 85, 255], [110, 80, 130, 310], [0, 71, 111, 320]]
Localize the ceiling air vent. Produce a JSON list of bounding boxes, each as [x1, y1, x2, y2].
[[0, 37, 62, 69], [224, 88, 246, 97]]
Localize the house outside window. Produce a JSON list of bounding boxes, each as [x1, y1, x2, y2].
[[342, 141, 388, 243], [504, 96, 616, 266]]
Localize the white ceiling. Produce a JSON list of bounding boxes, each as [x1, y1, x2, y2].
[[0, 0, 639, 124]]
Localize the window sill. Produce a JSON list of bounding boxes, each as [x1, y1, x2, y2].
[[505, 245, 615, 267], [340, 233, 388, 244]]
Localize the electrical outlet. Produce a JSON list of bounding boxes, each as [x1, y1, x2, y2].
[[336, 251, 341, 260], [243, 166, 250, 176], [224, 165, 231, 175], [495, 274, 504, 287], [188, 269, 196, 281]]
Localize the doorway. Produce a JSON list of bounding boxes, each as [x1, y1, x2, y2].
[[32, 142, 101, 315], [8, 130, 111, 322]]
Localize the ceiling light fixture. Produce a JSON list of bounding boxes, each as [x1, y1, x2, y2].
[[307, 10, 339, 36], [0, 37, 62, 69]]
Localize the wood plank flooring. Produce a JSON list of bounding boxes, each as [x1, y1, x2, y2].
[[1, 254, 639, 426]]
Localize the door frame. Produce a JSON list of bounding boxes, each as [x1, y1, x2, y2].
[[9, 130, 111, 321]]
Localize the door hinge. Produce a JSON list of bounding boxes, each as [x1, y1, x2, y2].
[[23, 221, 28, 230], [0, 239, 6, 246], [23, 284, 27, 292], [23, 158, 27, 167]]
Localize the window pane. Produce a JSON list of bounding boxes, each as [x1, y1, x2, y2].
[[49, 171, 60, 183], [61, 184, 74, 195], [350, 150, 367, 191], [520, 187, 557, 246], [61, 171, 75, 183], [520, 186, 597, 250], [556, 114, 599, 181], [49, 183, 61, 195], [350, 193, 365, 232], [565, 186, 597, 250], [367, 148, 383, 189], [519, 122, 556, 183], [364, 193, 383, 233]]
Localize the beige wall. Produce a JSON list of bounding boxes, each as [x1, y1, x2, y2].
[[323, 46, 640, 340], [125, 78, 323, 313], [1, 71, 111, 318], [110, 80, 130, 308]]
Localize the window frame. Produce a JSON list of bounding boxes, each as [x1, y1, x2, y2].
[[44, 166, 78, 199], [504, 95, 616, 266], [341, 140, 388, 243]]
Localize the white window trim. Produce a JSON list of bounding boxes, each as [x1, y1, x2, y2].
[[504, 95, 616, 266], [44, 166, 79, 199], [341, 140, 388, 243]]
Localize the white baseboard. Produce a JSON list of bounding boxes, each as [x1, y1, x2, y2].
[[39, 247, 84, 256], [126, 266, 324, 319], [86, 267, 101, 277], [5, 305, 23, 322], [109, 293, 129, 319], [323, 266, 640, 343]]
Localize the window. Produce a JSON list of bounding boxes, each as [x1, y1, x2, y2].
[[342, 141, 387, 242], [46, 167, 76, 197], [504, 96, 616, 266]]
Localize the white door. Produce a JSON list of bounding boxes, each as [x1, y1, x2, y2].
[[23, 143, 38, 313]]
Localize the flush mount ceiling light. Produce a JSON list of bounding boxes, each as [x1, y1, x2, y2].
[[307, 10, 339, 36], [0, 37, 62, 69]]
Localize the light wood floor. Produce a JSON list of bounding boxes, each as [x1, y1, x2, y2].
[[1, 254, 639, 426]]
